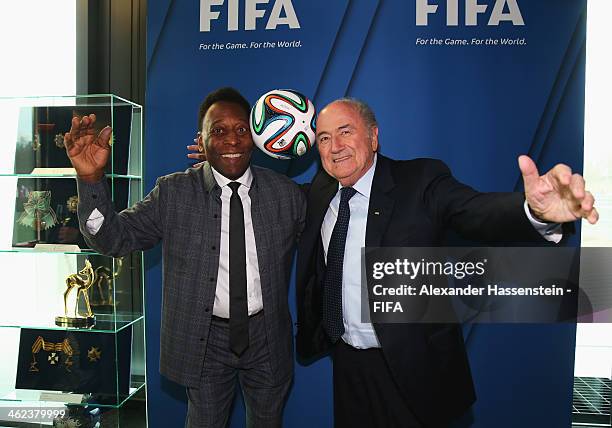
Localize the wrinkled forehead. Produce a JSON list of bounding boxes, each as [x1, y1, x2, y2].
[[316, 101, 363, 133]]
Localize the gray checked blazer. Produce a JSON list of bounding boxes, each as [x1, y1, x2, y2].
[[77, 162, 306, 387]]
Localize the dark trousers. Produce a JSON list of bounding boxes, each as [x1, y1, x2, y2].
[[332, 340, 424, 428], [185, 312, 291, 428]]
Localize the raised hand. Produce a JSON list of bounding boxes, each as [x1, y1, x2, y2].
[[187, 132, 206, 167], [64, 114, 112, 183], [519, 155, 599, 225]]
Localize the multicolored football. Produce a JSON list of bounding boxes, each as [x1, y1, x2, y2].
[[250, 89, 316, 160]]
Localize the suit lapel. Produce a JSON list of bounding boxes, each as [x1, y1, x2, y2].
[[249, 169, 269, 263], [366, 155, 396, 247], [296, 171, 337, 284], [310, 173, 339, 229], [302, 156, 397, 255], [247, 169, 274, 308], [298, 157, 396, 282], [201, 162, 218, 194], [304, 171, 338, 249]]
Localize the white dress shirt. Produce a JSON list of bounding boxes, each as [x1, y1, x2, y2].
[[210, 166, 263, 318], [321, 155, 381, 348]]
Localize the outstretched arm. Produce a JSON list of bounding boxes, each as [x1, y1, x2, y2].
[[65, 114, 163, 256], [519, 155, 598, 225]]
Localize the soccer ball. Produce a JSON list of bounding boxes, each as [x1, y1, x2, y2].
[[250, 89, 316, 160]]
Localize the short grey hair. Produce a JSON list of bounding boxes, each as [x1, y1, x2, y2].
[[332, 97, 378, 129]]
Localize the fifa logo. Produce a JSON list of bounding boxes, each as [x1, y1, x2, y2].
[[416, 0, 524, 26], [200, 0, 301, 32]]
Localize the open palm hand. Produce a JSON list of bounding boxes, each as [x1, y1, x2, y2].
[[519, 155, 598, 225], [64, 114, 112, 183]]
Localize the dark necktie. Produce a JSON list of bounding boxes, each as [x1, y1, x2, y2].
[[323, 186, 357, 343], [228, 181, 248, 356]]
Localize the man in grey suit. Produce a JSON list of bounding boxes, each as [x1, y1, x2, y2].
[[64, 87, 305, 427]]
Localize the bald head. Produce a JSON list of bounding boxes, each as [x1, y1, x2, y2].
[[329, 98, 378, 132]]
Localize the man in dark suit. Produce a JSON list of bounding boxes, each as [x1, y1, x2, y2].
[[65, 88, 305, 427], [296, 98, 598, 427]]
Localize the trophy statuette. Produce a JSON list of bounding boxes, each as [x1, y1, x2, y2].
[[55, 259, 97, 328], [91, 257, 123, 311]]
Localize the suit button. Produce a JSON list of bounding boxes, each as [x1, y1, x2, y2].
[[211, 246, 216, 250], [213, 214, 218, 218], [209, 277, 215, 282], [200, 337, 205, 341], [92, 194, 97, 199], [204, 307, 210, 312]]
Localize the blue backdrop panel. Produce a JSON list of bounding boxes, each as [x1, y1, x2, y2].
[[145, 1, 586, 427]]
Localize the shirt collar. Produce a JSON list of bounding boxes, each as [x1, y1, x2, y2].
[[210, 165, 253, 189], [338, 153, 377, 199]]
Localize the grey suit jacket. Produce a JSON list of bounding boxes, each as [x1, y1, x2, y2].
[[77, 162, 306, 387]]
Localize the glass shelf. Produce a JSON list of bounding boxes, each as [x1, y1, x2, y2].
[[0, 315, 144, 335], [2, 176, 142, 248], [0, 94, 142, 177], [0, 93, 141, 106], [0, 382, 146, 409], [0, 252, 144, 329], [0, 318, 146, 408], [0, 173, 142, 179], [0, 248, 102, 255], [0, 94, 146, 427]]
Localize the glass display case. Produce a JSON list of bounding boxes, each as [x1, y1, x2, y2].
[[0, 95, 146, 427]]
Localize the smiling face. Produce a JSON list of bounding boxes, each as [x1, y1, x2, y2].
[[316, 101, 379, 187], [198, 101, 253, 180]]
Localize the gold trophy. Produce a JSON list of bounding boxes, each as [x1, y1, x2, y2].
[[91, 257, 123, 311], [55, 259, 97, 327]]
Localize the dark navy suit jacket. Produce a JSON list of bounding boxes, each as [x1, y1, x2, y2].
[[296, 154, 547, 427]]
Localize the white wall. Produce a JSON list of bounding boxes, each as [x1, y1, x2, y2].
[[574, 0, 612, 380], [0, 1, 76, 97], [0, 1, 78, 399]]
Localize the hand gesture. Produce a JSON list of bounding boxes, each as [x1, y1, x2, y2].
[[519, 155, 598, 224], [187, 132, 206, 167], [64, 114, 112, 183]]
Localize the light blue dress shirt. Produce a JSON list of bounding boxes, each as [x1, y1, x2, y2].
[[321, 154, 381, 349]]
